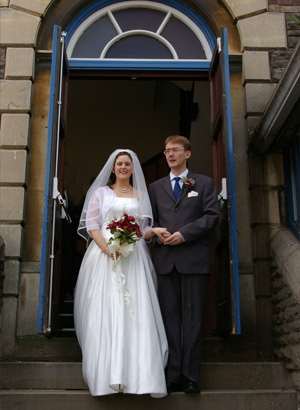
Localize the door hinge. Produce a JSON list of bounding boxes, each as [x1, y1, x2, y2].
[[218, 178, 227, 200], [53, 177, 72, 223], [60, 31, 67, 42], [217, 37, 222, 53]]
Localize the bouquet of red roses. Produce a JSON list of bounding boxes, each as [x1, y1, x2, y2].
[[106, 213, 142, 257]]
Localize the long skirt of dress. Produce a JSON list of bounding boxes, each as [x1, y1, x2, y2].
[[74, 233, 168, 397]]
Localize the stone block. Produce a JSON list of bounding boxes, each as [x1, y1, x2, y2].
[[21, 261, 41, 273], [249, 153, 284, 186], [230, 69, 244, 120], [0, 297, 17, 359], [251, 189, 281, 225], [291, 371, 300, 390], [3, 260, 20, 295], [249, 153, 265, 185], [0, 80, 32, 112], [10, 0, 50, 17], [0, 234, 4, 261], [0, 113, 30, 148], [243, 51, 270, 82], [279, 344, 300, 370], [245, 83, 277, 114], [22, 189, 45, 261], [0, 8, 40, 46], [255, 260, 272, 296], [0, 149, 27, 184], [0, 1, 9, 6], [239, 274, 257, 335], [253, 226, 279, 259], [5, 47, 35, 79], [256, 297, 274, 358], [238, 13, 287, 50], [247, 116, 261, 134], [0, 187, 25, 222], [266, 154, 284, 186], [271, 229, 300, 302], [16, 272, 39, 336], [0, 224, 23, 257], [225, 0, 267, 19]]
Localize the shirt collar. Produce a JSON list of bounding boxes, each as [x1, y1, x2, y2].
[[170, 169, 189, 181]]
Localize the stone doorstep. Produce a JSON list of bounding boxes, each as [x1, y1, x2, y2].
[[0, 362, 294, 390], [12, 336, 259, 363], [0, 389, 297, 410]]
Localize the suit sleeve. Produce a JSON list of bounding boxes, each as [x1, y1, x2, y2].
[[179, 178, 219, 242], [148, 183, 160, 228]]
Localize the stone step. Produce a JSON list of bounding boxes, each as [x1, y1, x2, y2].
[[0, 362, 294, 390], [13, 335, 259, 362], [0, 388, 297, 410]]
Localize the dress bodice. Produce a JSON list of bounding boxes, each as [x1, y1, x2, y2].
[[104, 197, 139, 222], [102, 197, 140, 238]]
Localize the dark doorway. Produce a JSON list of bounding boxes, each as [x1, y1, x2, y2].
[[56, 76, 216, 337]]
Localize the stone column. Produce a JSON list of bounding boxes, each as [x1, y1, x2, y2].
[[226, 1, 287, 357], [0, 2, 49, 358]]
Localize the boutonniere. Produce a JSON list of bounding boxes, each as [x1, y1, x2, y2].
[[181, 176, 195, 189]]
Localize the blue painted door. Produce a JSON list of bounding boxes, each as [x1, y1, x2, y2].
[[209, 28, 241, 335], [38, 25, 240, 336], [38, 25, 69, 334]]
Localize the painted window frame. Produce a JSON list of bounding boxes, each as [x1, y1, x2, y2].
[[65, 0, 215, 70], [284, 132, 300, 241]]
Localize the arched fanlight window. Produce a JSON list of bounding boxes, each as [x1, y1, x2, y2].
[[67, 1, 213, 61]]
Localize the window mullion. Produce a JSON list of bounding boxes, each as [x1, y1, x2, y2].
[[157, 11, 172, 35], [108, 10, 122, 34]]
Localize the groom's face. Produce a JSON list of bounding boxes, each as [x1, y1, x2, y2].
[[165, 142, 191, 173]]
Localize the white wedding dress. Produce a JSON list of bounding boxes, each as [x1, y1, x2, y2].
[[74, 197, 168, 397]]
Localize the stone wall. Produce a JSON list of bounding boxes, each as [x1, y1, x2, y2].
[[246, 3, 300, 360], [271, 229, 300, 404], [0, 0, 46, 358], [0, 236, 4, 313], [270, 13, 300, 82], [0, 0, 296, 361]]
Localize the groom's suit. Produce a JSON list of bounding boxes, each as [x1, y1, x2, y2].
[[149, 171, 219, 383]]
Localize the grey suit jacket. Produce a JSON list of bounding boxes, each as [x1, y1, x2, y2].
[[148, 172, 219, 275]]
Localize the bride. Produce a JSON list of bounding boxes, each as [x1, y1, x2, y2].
[[74, 149, 169, 397]]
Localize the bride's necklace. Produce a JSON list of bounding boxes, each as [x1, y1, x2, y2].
[[114, 183, 132, 193]]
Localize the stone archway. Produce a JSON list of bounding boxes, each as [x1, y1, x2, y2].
[[0, 0, 288, 360]]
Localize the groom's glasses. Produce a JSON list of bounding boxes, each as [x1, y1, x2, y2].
[[163, 148, 185, 156]]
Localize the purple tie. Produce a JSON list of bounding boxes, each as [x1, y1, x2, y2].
[[173, 177, 181, 200]]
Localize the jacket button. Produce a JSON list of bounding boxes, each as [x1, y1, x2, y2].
[[174, 221, 178, 225], [174, 208, 178, 212]]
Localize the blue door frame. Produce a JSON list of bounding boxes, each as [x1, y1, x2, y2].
[[38, 24, 241, 335], [219, 28, 241, 334]]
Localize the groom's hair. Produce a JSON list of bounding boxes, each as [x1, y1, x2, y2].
[[165, 135, 191, 151]]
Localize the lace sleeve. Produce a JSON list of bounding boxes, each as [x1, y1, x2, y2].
[[86, 191, 101, 234], [139, 217, 152, 238]]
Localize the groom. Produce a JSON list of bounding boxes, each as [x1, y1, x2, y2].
[[148, 135, 219, 394]]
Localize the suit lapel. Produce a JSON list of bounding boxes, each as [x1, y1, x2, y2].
[[161, 176, 176, 202], [176, 172, 197, 205], [160, 172, 197, 204]]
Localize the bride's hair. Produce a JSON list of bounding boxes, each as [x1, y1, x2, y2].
[[107, 151, 133, 187], [78, 149, 153, 242]]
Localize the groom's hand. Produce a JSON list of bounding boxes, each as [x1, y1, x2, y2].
[[152, 227, 171, 243], [164, 231, 183, 246]]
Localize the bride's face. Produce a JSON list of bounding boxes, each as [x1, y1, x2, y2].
[[113, 155, 133, 182]]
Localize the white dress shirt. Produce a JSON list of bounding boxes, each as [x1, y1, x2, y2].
[[170, 169, 189, 189], [169, 169, 189, 242]]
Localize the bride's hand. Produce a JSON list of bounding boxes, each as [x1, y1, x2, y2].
[[101, 244, 119, 260], [109, 251, 120, 260], [100, 246, 110, 257]]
